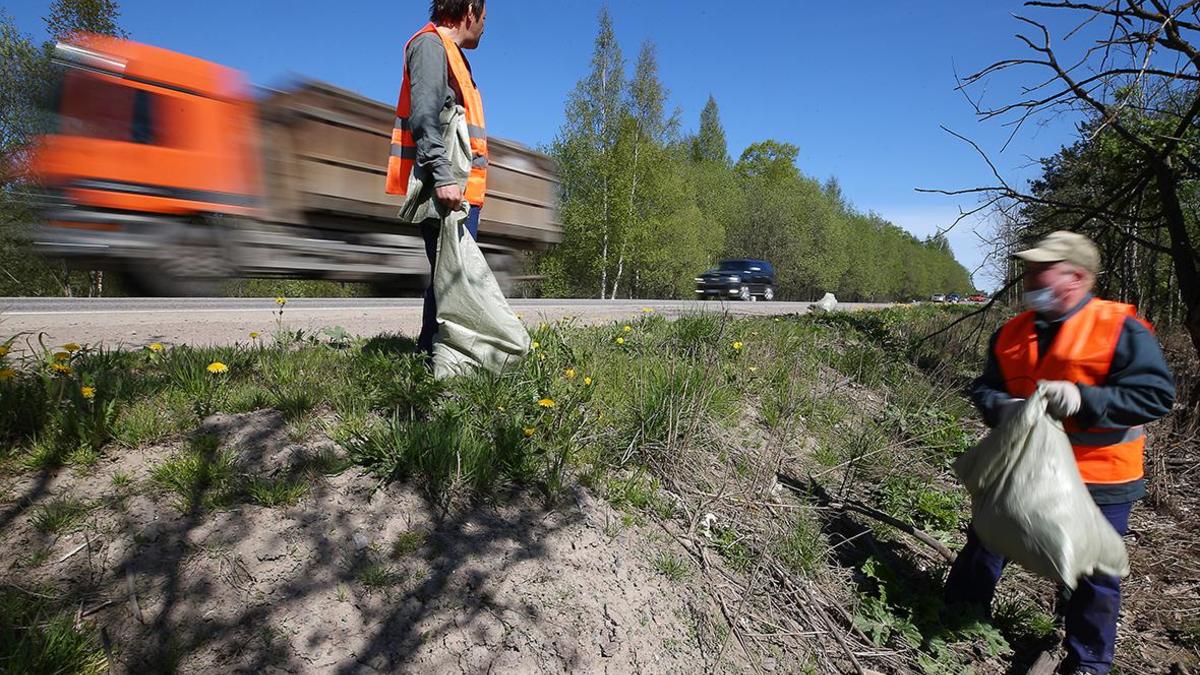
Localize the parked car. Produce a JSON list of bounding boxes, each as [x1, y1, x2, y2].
[[695, 259, 776, 301], [967, 294, 987, 303], [931, 293, 947, 303], [948, 293, 962, 303]]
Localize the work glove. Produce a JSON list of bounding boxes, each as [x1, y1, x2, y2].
[[995, 397, 1026, 425], [1039, 380, 1082, 420]]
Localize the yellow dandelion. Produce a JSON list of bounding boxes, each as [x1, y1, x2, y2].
[[623, 325, 632, 332], [63, 343, 81, 353], [206, 362, 229, 374], [748, 366, 759, 373], [148, 342, 165, 353], [537, 398, 556, 409], [81, 386, 96, 400], [0, 345, 9, 358], [642, 307, 654, 314], [531, 341, 540, 351], [616, 337, 625, 345], [732, 341, 744, 351], [275, 296, 287, 306], [584, 376, 593, 386], [250, 332, 260, 340], [0, 368, 15, 381], [53, 351, 71, 362], [565, 368, 577, 380], [523, 427, 536, 438], [52, 363, 72, 375]]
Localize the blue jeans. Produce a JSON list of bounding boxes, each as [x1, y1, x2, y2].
[[944, 501, 1132, 674], [418, 205, 480, 355]]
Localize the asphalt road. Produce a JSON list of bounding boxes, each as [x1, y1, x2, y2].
[[0, 298, 891, 351]]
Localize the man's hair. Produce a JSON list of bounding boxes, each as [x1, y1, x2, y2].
[[430, 0, 485, 24]]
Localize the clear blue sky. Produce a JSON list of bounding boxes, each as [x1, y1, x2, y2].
[[6, 0, 1095, 290]]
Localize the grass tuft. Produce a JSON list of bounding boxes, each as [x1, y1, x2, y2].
[[30, 497, 90, 535]]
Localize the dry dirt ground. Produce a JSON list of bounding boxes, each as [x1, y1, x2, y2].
[[0, 411, 742, 674]]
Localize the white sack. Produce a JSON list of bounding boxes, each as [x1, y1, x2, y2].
[[952, 387, 1129, 588]]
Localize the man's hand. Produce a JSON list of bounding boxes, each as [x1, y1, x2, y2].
[[1040, 380, 1082, 419], [435, 184, 465, 210]]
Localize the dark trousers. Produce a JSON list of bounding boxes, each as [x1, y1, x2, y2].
[[418, 205, 480, 355], [944, 501, 1132, 674]]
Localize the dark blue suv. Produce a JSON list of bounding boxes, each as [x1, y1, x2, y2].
[[695, 259, 777, 301]]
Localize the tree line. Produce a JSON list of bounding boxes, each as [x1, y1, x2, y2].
[[538, 8, 975, 302]]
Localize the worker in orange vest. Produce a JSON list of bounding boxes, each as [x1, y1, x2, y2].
[[386, 0, 489, 355], [945, 231, 1175, 674]]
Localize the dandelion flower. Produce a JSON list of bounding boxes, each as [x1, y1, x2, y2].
[[250, 332, 260, 340], [523, 427, 536, 438], [275, 296, 287, 306], [642, 307, 654, 314], [63, 343, 81, 353], [748, 366, 759, 373], [53, 351, 71, 362], [623, 325, 632, 333], [148, 343, 165, 353], [616, 337, 625, 345], [81, 386, 96, 400], [537, 398, 556, 409], [0, 368, 15, 381], [584, 376, 593, 386], [531, 341, 540, 351], [207, 362, 229, 374], [732, 341, 744, 351], [0, 345, 9, 358], [564, 368, 577, 380], [52, 363, 72, 375]]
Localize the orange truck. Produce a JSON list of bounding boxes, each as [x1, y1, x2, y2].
[[31, 34, 561, 296]]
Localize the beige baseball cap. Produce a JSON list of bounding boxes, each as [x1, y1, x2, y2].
[[1014, 231, 1101, 274]]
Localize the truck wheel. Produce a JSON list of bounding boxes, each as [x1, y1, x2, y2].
[[739, 285, 751, 301], [127, 221, 230, 297], [763, 286, 775, 301]]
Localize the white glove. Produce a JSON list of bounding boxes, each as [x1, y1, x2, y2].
[[1040, 380, 1082, 419]]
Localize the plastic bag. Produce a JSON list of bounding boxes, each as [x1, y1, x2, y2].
[[952, 387, 1129, 588], [811, 293, 838, 314], [430, 205, 530, 379]]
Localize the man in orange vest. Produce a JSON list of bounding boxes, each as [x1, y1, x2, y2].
[[945, 231, 1175, 674], [386, 0, 489, 354]]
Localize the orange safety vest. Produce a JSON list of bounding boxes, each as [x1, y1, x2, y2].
[[386, 23, 488, 206], [994, 298, 1152, 484]]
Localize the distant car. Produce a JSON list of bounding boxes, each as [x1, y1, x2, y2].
[[967, 294, 987, 303], [948, 293, 962, 303], [931, 293, 946, 303], [695, 259, 776, 301]]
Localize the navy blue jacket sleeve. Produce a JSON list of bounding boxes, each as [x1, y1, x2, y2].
[[971, 329, 1020, 428], [1075, 317, 1176, 428]]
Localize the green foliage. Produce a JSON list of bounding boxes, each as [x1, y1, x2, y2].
[[774, 514, 826, 577], [150, 434, 239, 511], [0, 587, 108, 675]]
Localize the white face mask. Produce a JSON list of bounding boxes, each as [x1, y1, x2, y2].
[[1023, 286, 1059, 314]]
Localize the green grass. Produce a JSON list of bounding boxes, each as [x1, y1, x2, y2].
[[30, 496, 90, 535], [652, 551, 692, 581], [391, 530, 427, 558], [774, 514, 826, 577], [150, 435, 239, 511], [245, 477, 309, 508], [0, 587, 108, 675]]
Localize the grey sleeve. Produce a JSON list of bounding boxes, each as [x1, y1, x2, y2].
[[405, 35, 456, 188], [1076, 317, 1176, 428]]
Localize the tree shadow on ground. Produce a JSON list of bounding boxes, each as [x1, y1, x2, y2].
[[1, 410, 578, 672]]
